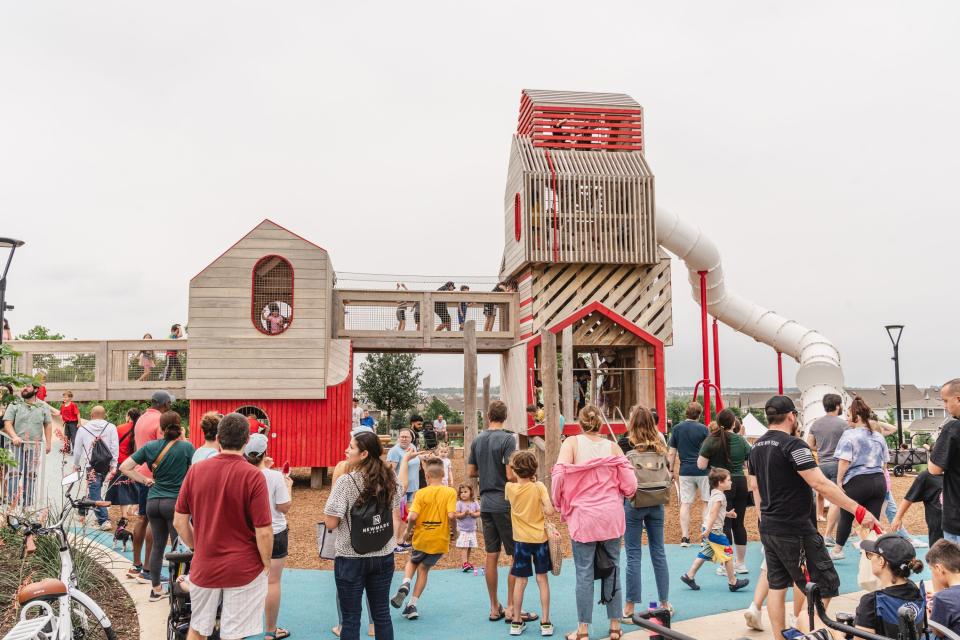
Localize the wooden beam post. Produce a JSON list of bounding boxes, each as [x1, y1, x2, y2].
[[562, 326, 574, 421], [310, 466, 327, 489], [463, 321, 478, 492], [541, 329, 561, 490], [482, 374, 491, 428]]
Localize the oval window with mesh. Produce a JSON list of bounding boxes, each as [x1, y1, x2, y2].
[[252, 255, 294, 335], [236, 405, 271, 436]]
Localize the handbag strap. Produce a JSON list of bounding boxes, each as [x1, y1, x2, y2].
[[150, 440, 177, 473]]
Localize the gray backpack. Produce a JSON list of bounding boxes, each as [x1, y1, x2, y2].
[[626, 449, 671, 508]]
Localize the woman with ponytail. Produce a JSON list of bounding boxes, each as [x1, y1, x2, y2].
[[832, 396, 890, 558], [697, 408, 752, 573], [553, 405, 637, 640], [324, 431, 401, 640], [854, 534, 925, 637]]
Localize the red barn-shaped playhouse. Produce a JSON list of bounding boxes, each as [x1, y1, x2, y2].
[[186, 220, 352, 470]]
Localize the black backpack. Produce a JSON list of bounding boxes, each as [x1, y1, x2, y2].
[[84, 426, 114, 475], [594, 542, 620, 604], [346, 475, 394, 554], [422, 424, 438, 450]]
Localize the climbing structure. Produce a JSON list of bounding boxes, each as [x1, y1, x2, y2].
[[499, 90, 671, 432]]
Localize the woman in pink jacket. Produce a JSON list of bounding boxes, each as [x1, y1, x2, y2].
[[552, 405, 638, 640]]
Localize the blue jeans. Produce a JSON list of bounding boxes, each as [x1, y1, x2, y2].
[[945, 531, 960, 544], [885, 489, 910, 537], [571, 538, 623, 625], [334, 554, 394, 640], [87, 471, 108, 525], [623, 501, 669, 605]]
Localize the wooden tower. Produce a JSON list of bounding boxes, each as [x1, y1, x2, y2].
[[499, 90, 672, 432], [186, 220, 352, 468]]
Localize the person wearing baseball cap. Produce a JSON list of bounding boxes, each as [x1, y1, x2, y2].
[[854, 534, 924, 637], [746, 395, 879, 637], [243, 432, 293, 640]]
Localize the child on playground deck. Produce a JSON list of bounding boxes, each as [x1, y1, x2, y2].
[[455, 483, 480, 572], [927, 539, 960, 636], [505, 450, 555, 637], [680, 467, 750, 592], [391, 458, 458, 620], [60, 391, 80, 446]]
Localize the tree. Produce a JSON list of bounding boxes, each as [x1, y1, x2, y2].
[[356, 354, 422, 432], [16, 325, 65, 341], [422, 396, 459, 423]]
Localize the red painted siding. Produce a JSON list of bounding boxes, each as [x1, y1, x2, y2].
[[189, 364, 353, 468]]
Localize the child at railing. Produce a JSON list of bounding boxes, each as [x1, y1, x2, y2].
[[137, 333, 155, 381]]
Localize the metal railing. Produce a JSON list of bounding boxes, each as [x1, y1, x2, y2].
[[2, 339, 187, 401], [1, 438, 45, 511]]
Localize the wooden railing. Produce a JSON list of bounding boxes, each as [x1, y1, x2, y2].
[[334, 289, 519, 352], [2, 339, 187, 402]]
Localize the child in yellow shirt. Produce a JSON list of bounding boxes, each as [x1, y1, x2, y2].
[[390, 458, 457, 620], [506, 450, 556, 637]]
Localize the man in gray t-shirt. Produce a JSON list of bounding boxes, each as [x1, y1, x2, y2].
[[805, 393, 848, 528], [467, 400, 526, 623]]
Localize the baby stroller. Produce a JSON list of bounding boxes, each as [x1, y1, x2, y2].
[[165, 550, 220, 640]]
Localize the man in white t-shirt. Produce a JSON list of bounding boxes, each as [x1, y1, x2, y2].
[[351, 398, 363, 430], [433, 416, 447, 443]]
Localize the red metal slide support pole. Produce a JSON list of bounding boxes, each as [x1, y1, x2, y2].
[[698, 271, 711, 423], [712, 317, 722, 411], [777, 351, 784, 395]]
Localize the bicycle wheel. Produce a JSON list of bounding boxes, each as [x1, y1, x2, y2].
[[70, 599, 117, 640]]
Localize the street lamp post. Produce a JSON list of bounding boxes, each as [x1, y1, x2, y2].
[[0, 237, 26, 347], [885, 324, 905, 447]]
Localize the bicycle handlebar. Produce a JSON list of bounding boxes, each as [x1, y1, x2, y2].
[[805, 583, 892, 640]]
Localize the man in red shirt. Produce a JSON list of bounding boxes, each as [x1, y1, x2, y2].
[[175, 412, 273, 640], [128, 390, 172, 581]]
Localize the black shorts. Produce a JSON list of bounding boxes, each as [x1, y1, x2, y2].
[[410, 549, 442, 568], [396, 308, 405, 321], [481, 511, 514, 555], [272, 527, 289, 559], [511, 541, 552, 577], [761, 532, 840, 597], [434, 303, 451, 323], [137, 482, 150, 516]]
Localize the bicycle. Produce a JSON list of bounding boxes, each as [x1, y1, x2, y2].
[[3, 470, 117, 640]]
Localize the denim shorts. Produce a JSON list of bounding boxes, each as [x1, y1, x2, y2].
[[511, 541, 552, 577]]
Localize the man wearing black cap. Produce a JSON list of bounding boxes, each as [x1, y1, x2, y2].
[[747, 395, 878, 638]]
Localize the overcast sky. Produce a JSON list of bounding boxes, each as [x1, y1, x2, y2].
[[1, 2, 957, 391]]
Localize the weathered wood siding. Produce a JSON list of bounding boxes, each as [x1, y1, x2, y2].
[[187, 220, 330, 400]]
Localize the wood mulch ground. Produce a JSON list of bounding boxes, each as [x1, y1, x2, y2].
[[284, 448, 928, 572]]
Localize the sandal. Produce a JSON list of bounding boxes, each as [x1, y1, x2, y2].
[[489, 605, 505, 622], [266, 628, 291, 640], [565, 632, 589, 640], [609, 628, 623, 640], [505, 611, 539, 624]]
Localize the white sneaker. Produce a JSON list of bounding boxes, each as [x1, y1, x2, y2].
[[824, 536, 836, 548], [829, 546, 845, 561], [911, 538, 929, 548], [735, 563, 749, 575], [744, 603, 764, 631], [99, 521, 113, 531], [716, 565, 726, 576]]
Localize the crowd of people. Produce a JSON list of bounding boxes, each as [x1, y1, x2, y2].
[[8, 376, 960, 640]]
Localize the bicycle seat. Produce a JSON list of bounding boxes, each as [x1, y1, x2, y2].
[[165, 551, 194, 563], [17, 578, 68, 604]]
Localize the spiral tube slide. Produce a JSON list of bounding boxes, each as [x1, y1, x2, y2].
[[656, 206, 844, 423]]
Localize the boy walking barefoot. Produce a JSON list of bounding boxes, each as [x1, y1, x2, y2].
[[506, 450, 556, 636], [680, 468, 750, 592], [391, 458, 457, 620]]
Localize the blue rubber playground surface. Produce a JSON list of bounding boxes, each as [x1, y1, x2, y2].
[[86, 529, 927, 640]]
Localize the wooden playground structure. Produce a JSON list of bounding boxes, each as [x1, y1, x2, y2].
[[3, 89, 673, 481]]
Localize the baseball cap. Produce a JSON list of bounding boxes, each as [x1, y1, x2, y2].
[[244, 433, 268, 457], [860, 533, 916, 570], [151, 390, 175, 405], [764, 395, 797, 418]]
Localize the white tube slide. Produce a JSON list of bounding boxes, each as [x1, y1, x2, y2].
[[655, 206, 844, 423]]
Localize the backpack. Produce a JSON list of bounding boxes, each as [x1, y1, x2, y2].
[[422, 424, 438, 450], [626, 449, 672, 508], [346, 475, 394, 554], [593, 542, 620, 604], [84, 426, 114, 475]]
